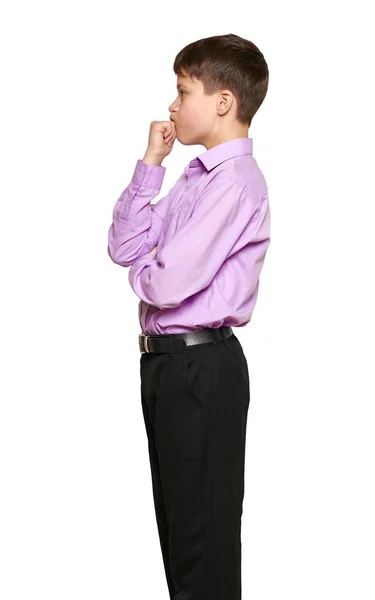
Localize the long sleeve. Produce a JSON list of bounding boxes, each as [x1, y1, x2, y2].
[[128, 177, 258, 310], [107, 159, 170, 266]]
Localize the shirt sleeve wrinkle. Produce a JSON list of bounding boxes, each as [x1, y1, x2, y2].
[[128, 178, 257, 309]]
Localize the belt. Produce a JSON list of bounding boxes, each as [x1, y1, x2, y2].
[[139, 325, 233, 354]]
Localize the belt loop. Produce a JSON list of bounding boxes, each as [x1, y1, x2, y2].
[[221, 326, 229, 348]]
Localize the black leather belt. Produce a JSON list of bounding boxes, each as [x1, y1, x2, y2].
[[139, 325, 233, 354]]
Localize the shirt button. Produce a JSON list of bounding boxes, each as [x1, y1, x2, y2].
[[138, 171, 143, 176]]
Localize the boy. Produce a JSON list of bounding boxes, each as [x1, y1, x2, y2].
[[108, 33, 270, 600]]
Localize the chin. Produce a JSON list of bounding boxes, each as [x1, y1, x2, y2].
[[178, 133, 200, 146]]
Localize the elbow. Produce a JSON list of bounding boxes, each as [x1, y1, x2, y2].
[[148, 276, 202, 310], [150, 289, 184, 310], [107, 244, 133, 267], [107, 223, 139, 266]]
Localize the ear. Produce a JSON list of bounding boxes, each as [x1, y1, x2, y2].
[[217, 90, 234, 116]]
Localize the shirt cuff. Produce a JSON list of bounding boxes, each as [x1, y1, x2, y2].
[[131, 159, 166, 190]]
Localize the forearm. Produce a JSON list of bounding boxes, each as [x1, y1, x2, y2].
[[107, 158, 166, 266]]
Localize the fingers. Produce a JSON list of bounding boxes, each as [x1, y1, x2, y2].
[[163, 122, 176, 146], [164, 128, 176, 146]]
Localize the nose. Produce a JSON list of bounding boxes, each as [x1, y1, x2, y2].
[[168, 96, 179, 113]]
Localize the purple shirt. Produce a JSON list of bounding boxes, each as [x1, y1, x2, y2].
[[108, 137, 271, 335]]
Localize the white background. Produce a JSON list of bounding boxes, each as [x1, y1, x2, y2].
[[1, 1, 374, 599]]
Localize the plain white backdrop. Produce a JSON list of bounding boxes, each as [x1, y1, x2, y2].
[[1, 1, 374, 599]]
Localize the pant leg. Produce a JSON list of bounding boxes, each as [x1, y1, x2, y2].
[[200, 334, 249, 600], [140, 353, 177, 599], [140, 332, 250, 600]]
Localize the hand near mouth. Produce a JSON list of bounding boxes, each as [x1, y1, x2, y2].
[[143, 121, 177, 162]]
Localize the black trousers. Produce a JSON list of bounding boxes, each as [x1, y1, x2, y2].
[[139, 330, 250, 600]]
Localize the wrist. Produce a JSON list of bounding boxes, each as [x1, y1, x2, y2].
[[141, 152, 164, 166]]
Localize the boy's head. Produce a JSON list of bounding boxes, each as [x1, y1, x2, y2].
[[168, 33, 269, 150]]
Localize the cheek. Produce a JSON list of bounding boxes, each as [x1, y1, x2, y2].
[[193, 99, 212, 121], [188, 104, 206, 125]]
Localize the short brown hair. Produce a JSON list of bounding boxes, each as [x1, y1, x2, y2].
[[173, 33, 269, 127]]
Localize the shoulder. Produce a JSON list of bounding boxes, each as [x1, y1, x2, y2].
[[209, 155, 268, 207]]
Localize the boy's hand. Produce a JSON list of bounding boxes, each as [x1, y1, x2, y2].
[[143, 121, 177, 161], [150, 245, 158, 256]]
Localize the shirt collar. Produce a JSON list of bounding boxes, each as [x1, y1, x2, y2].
[[190, 137, 253, 172]]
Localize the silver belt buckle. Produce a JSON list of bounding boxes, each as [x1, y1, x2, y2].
[[140, 333, 150, 353]]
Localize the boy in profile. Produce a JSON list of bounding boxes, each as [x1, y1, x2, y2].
[[108, 32, 271, 600]]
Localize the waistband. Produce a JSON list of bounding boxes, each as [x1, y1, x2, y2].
[[139, 325, 233, 354]]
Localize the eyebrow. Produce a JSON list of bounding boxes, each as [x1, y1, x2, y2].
[[177, 83, 190, 90]]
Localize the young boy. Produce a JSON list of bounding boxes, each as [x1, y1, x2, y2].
[[108, 33, 270, 600]]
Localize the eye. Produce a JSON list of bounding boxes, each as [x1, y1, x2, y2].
[[179, 90, 185, 96]]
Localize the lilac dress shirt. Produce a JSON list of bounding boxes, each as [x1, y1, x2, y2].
[[108, 137, 271, 335]]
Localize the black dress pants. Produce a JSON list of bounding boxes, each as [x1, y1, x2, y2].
[[139, 330, 250, 600]]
